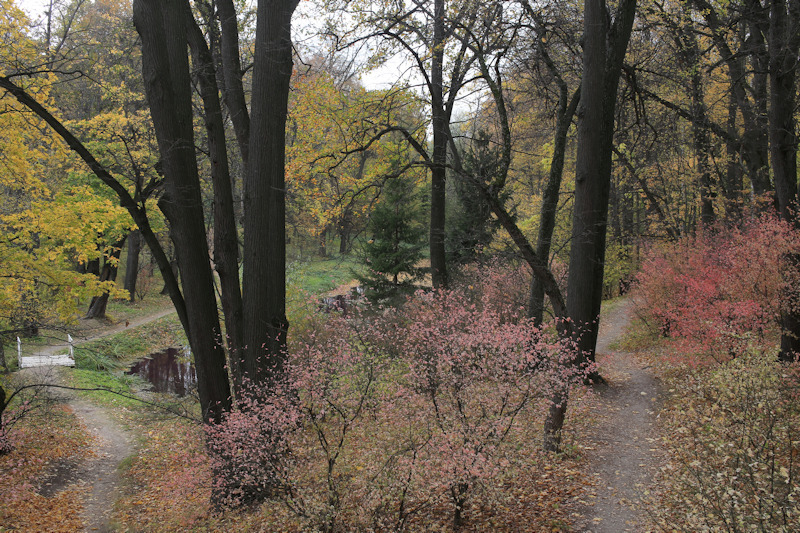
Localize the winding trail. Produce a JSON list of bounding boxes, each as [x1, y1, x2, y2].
[[23, 365, 134, 532], [29, 307, 176, 358], [38, 389, 134, 532], [21, 308, 175, 531], [573, 299, 662, 532]]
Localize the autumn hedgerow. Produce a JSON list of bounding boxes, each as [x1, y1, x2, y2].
[[636, 216, 800, 364]]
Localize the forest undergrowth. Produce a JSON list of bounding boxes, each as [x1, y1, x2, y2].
[[3, 218, 800, 531], [0, 402, 90, 531], [114, 262, 596, 532], [631, 216, 800, 532], [1, 262, 595, 532]]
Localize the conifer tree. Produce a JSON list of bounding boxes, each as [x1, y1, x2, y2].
[[446, 133, 504, 264], [358, 176, 426, 302]]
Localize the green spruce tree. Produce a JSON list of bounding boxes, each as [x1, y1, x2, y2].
[[446, 132, 504, 264], [358, 175, 426, 303]]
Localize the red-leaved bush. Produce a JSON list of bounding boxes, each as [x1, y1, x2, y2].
[[393, 288, 581, 527], [454, 258, 568, 322], [635, 216, 800, 364], [205, 383, 299, 508], [208, 266, 583, 531]]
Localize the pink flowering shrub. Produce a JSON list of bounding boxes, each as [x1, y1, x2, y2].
[[205, 383, 299, 508], [394, 288, 581, 527], [208, 267, 583, 530], [635, 216, 800, 363], [286, 312, 395, 529]]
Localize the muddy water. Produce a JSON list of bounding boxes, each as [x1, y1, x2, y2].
[[126, 347, 196, 396]]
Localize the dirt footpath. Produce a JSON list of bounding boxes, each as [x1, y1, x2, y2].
[[21, 309, 177, 531], [573, 299, 663, 532]]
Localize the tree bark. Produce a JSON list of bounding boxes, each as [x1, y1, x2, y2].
[[185, 6, 246, 392], [769, 0, 800, 222], [691, 0, 772, 196], [546, 0, 637, 453], [478, 188, 569, 322], [86, 237, 126, 319], [723, 92, 744, 217], [0, 382, 7, 454], [566, 0, 636, 364], [124, 229, 141, 301], [517, 7, 581, 324], [768, 0, 800, 361], [338, 212, 352, 255], [83, 258, 100, 276], [160, 258, 178, 295], [682, 26, 716, 226], [241, 0, 298, 388], [529, 87, 581, 324], [429, 0, 448, 289], [134, 0, 231, 422], [216, 0, 250, 165]]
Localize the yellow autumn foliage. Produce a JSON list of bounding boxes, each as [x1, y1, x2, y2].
[[286, 67, 426, 243], [1, 1, 139, 329]]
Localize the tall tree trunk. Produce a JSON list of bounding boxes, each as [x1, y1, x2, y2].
[[545, 0, 637, 453], [744, 2, 772, 197], [768, 0, 800, 361], [81, 258, 100, 276], [185, 6, 245, 393], [134, 0, 231, 422], [529, 87, 580, 324], [723, 93, 744, 217], [429, 0, 448, 289], [566, 0, 636, 364], [160, 258, 178, 295], [769, 0, 799, 222], [0, 383, 8, 454], [86, 237, 126, 319], [124, 229, 141, 301], [683, 26, 715, 226], [519, 8, 581, 324], [692, 0, 772, 197], [216, 0, 250, 165], [338, 213, 352, 255], [241, 0, 298, 388]]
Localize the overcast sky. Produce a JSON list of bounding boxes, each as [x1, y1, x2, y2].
[[10, 0, 464, 101], [18, 0, 48, 18]]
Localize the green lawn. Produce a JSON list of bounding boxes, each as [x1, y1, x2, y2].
[[288, 253, 364, 296]]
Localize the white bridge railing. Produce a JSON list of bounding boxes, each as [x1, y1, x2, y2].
[[18, 334, 76, 369]]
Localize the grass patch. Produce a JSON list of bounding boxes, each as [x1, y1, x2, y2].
[[599, 295, 624, 316], [288, 253, 364, 295], [103, 293, 174, 322], [72, 314, 186, 371], [67, 369, 143, 409], [612, 303, 660, 352], [74, 336, 147, 371], [66, 367, 201, 422]]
